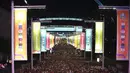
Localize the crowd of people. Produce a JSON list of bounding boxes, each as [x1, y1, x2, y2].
[[15, 43, 120, 73], [16, 59, 120, 73]]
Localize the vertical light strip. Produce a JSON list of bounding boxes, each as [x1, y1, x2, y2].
[[41, 28, 47, 52], [95, 22, 103, 53], [46, 33, 50, 50], [74, 35, 78, 48], [80, 33, 85, 50], [86, 29, 92, 51], [77, 35, 80, 49], [32, 22, 41, 54]]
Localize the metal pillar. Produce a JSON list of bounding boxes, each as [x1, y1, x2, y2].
[[91, 47, 93, 62], [31, 18, 33, 69], [84, 51, 86, 59], [39, 25, 41, 62], [91, 29, 93, 62], [11, 1, 15, 73], [39, 52, 42, 62], [128, 6, 130, 73], [102, 17, 105, 69]]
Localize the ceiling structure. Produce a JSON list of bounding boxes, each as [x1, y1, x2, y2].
[[0, 0, 129, 11], [0, 0, 129, 21]]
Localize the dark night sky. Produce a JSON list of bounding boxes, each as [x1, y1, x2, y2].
[[0, 0, 129, 19], [0, 0, 129, 56], [0, 0, 129, 11], [0, 0, 129, 20]]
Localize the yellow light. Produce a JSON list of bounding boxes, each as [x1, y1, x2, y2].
[[15, 8, 27, 21]]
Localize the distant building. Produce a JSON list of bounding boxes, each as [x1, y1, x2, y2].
[[0, 7, 10, 39]]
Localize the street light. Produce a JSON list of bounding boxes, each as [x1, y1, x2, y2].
[[99, 6, 129, 10]]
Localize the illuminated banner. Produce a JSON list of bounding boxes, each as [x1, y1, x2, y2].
[[55, 36, 57, 44], [68, 36, 73, 45], [50, 35, 54, 48], [57, 37, 60, 44], [55, 36, 59, 44], [32, 22, 41, 54], [69, 36, 72, 45], [116, 10, 129, 60], [86, 29, 92, 51], [77, 35, 80, 49], [80, 33, 85, 50], [14, 8, 27, 61], [95, 22, 103, 53], [72, 36, 75, 46], [69, 37, 72, 45], [41, 29, 47, 52], [74, 35, 78, 48], [49, 35, 52, 48], [76, 26, 83, 32], [46, 33, 50, 50], [52, 35, 54, 48]]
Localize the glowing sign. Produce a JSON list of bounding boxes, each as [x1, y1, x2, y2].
[[95, 22, 104, 53], [32, 22, 41, 54], [14, 8, 27, 60], [80, 33, 85, 50], [41, 28, 47, 52], [86, 29, 92, 51], [116, 10, 129, 60]]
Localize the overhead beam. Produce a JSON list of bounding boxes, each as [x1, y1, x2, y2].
[[99, 6, 129, 10], [84, 20, 103, 23], [39, 17, 83, 21], [14, 5, 46, 9]]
